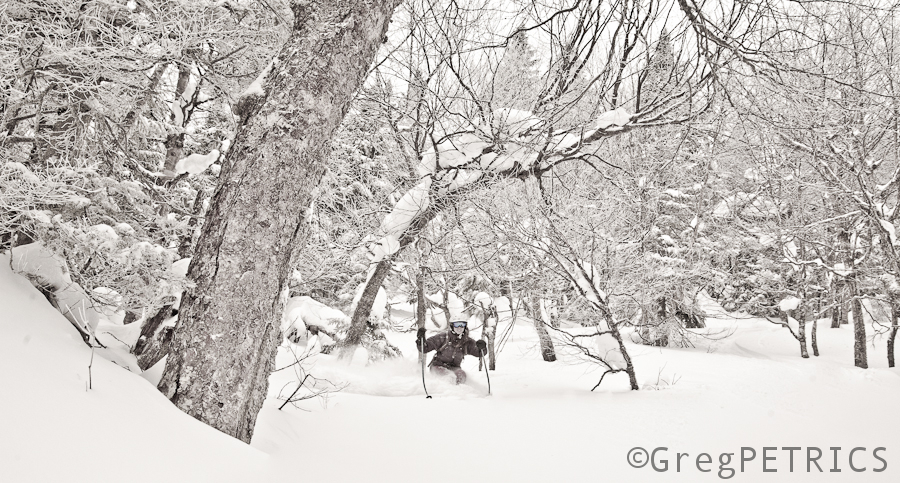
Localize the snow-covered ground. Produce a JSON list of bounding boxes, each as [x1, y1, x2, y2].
[[1, 255, 898, 482]]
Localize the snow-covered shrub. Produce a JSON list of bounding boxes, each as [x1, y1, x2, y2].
[[0, 0, 283, 337]]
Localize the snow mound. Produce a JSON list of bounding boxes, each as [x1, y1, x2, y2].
[[280, 352, 485, 399], [175, 149, 220, 175], [0, 252, 267, 482]]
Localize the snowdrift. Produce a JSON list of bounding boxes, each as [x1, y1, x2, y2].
[[0, 253, 267, 483], [3, 250, 900, 483]]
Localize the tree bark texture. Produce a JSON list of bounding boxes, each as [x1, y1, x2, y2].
[[157, 0, 402, 443], [832, 286, 849, 328], [889, 301, 898, 368], [484, 306, 497, 371], [849, 285, 868, 369], [134, 303, 174, 370], [530, 296, 557, 362], [811, 319, 819, 357], [796, 306, 809, 359], [341, 258, 394, 355], [416, 266, 426, 365], [162, 63, 191, 176]]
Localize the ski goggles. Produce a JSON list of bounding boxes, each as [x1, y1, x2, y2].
[[450, 321, 467, 329]]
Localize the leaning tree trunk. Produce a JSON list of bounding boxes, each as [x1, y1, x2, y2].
[[156, 0, 401, 443], [598, 303, 639, 390], [134, 303, 175, 369], [342, 199, 441, 350]]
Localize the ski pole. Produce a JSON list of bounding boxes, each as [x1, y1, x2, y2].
[[480, 351, 491, 396], [419, 338, 431, 399]]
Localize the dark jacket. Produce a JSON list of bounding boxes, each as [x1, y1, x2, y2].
[[417, 330, 481, 368]]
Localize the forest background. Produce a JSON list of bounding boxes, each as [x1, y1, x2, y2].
[[2, 0, 900, 447]]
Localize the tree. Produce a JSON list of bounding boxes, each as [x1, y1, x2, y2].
[[1, 0, 281, 336], [157, 0, 402, 443], [341, 0, 733, 358]]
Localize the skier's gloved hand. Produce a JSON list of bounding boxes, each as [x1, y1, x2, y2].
[[416, 328, 426, 350], [476, 340, 487, 354]]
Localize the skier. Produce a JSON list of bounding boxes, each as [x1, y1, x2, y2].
[[416, 319, 487, 384]]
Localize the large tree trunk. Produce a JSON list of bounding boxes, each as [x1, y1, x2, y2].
[[341, 258, 393, 354], [156, 0, 401, 443]]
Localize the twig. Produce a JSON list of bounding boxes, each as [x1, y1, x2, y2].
[[278, 375, 310, 410], [591, 369, 614, 391], [87, 348, 94, 391]]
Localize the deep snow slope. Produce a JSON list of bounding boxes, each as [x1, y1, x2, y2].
[[0, 254, 267, 483], [2, 251, 898, 483], [254, 301, 900, 482]]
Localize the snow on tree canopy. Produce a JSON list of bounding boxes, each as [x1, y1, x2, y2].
[[758, 233, 776, 247], [25, 210, 52, 224], [879, 218, 897, 245], [281, 296, 348, 346], [114, 223, 136, 236], [379, 177, 431, 239], [175, 149, 220, 175], [415, 106, 632, 186], [423, 291, 467, 330], [11, 243, 73, 292], [6, 162, 41, 183], [778, 296, 802, 312], [491, 108, 543, 136], [547, 131, 584, 151], [713, 192, 782, 219], [473, 291, 493, 311], [594, 107, 631, 129], [89, 224, 119, 250], [833, 263, 853, 277], [417, 133, 491, 176], [240, 58, 276, 100], [369, 235, 401, 263], [444, 169, 484, 193]]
